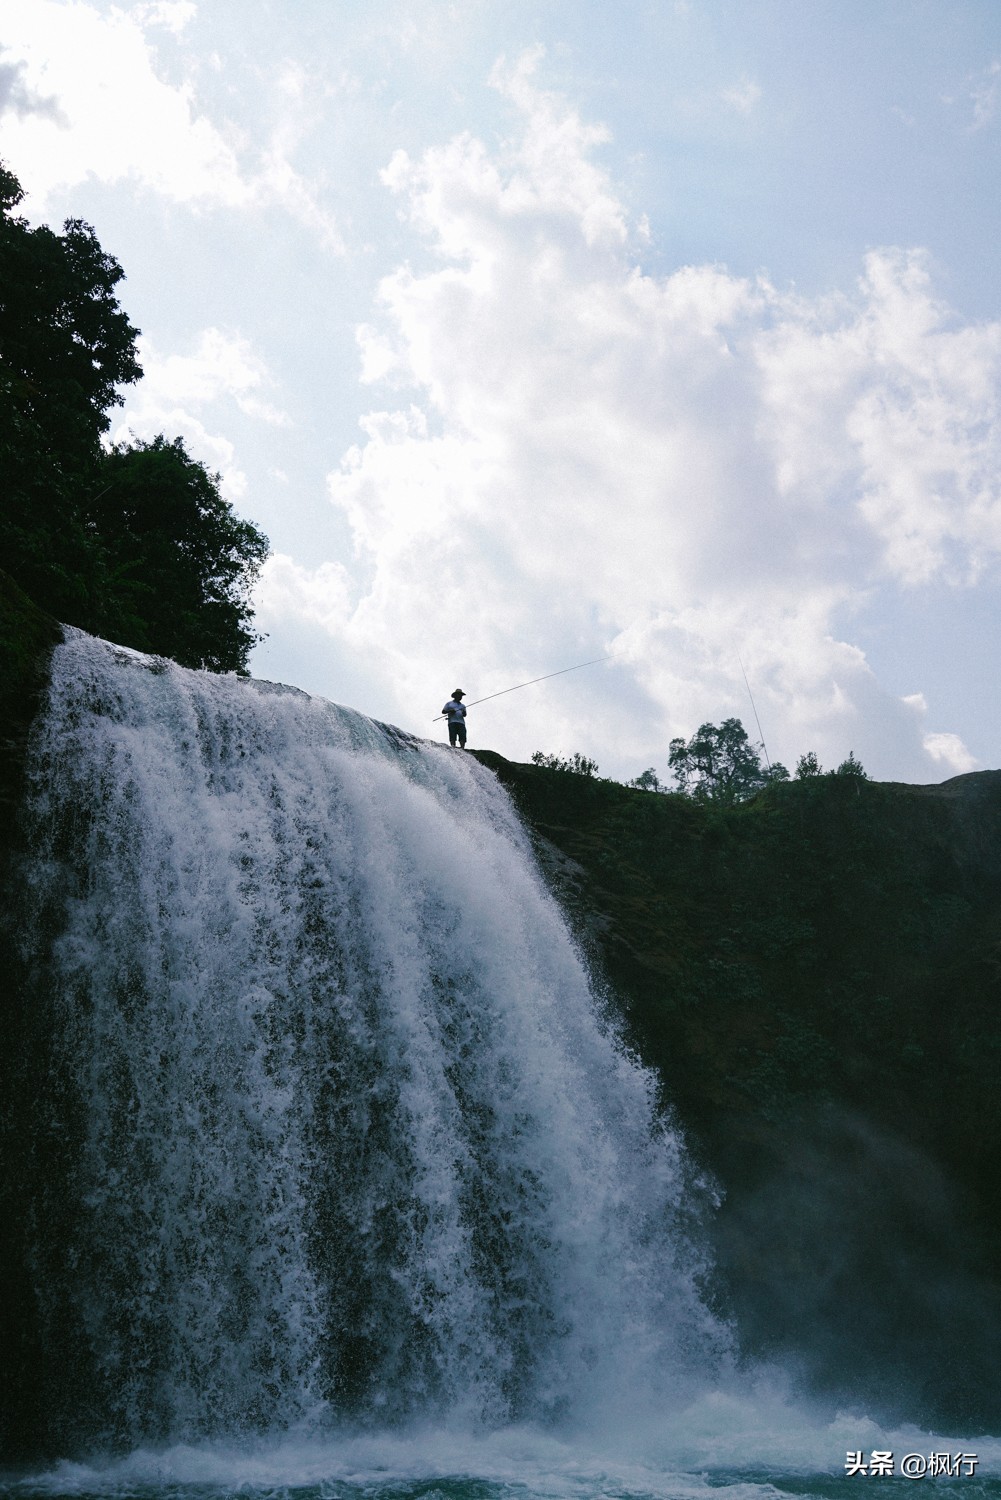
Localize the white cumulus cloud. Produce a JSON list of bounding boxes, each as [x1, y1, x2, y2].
[[135, 328, 290, 425], [106, 54, 935, 780], [315, 56, 1001, 780], [111, 327, 287, 499], [255, 553, 354, 637], [922, 731, 978, 774], [0, 0, 342, 245]]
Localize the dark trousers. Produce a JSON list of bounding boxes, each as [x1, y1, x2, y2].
[[448, 719, 467, 747]]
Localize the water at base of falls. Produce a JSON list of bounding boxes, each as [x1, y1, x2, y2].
[[5, 1406, 1001, 1500], [4, 631, 999, 1495]]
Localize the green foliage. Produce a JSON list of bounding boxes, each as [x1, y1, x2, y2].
[[796, 751, 822, 778], [476, 743, 1001, 1428], [832, 750, 868, 778], [89, 437, 270, 672], [668, 717, 776, 804], [0, 162, 22, 216], [531, 750, 600, 776], [629, 767, 666, 793], [487, 749, 1001, 1160], [0, 163, 141, 623], [0, 160, 270, 672]]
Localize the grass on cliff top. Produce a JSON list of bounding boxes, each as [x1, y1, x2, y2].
[[471, 745, 1001, 1194]]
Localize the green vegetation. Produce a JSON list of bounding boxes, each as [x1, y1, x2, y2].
[[628, 767, 665, 792], [535, 719, 865, 803], [530, 749, 600, 776], [472, 744, 1001, 1428], [668, 717, 789, 801], [90, 437, 269, 670], [0, 161, 268, 672]]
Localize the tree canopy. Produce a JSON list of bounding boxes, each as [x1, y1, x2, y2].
[[91, 437, 269, 671], [668, 718, 789, 803], [0, 162, 141, 623], [1, 159, 269, 672]]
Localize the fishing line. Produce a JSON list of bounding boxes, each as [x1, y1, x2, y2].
[[432, 655, 617, 721], [737, 652, 771, 770]]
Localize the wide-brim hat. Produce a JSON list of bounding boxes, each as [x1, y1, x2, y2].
[[452, 688, 465, 697]]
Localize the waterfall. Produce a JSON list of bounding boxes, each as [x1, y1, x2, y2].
[[6, 630, 727, 1455]]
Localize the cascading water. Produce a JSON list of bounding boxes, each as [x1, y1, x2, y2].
[[6, 630, 729, 1461]]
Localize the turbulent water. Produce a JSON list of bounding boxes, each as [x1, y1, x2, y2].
[[3, 631, 997, 1498]]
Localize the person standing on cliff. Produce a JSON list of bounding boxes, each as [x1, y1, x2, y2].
[[442, 689, 467, 748]]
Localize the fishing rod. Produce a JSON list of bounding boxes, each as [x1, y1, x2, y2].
[[737, 652, 771, 770], [432, 654, 616, 721]]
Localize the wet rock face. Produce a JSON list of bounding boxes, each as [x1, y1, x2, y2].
[[0, 570, 61, 849], [471, 747, 1001, 1431], [0, 575, 62, 1457]]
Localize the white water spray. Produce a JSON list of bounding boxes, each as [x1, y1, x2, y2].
[[16, 630, 727, 1451]]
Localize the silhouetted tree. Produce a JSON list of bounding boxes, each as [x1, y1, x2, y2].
[[669, 718, 788, 803], [0, 160, 270, 671], [796, 751, 823, 778], [832, 751, 868, 779], [90, 437, 269, 672], [629, 767, 666, 792], [530, 750, 600, 777], [0, 160, 141, 622]]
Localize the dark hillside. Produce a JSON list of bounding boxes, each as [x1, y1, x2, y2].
[[471, 748, 1001, 1429]]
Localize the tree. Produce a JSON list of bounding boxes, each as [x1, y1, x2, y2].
[[88, 437, 270, 673], [832, 751, 868, 779], [796, 751, 823, 778], [629, 768, 665, 793], [530, 750, 600, 777], [0, 161, 142, 623], [668, 718, 788, 804], [0, 160, 270, 671]]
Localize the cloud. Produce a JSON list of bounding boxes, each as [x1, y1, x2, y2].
[[0, 0, 342, 245], [111, 327, 287, 499], [131, 0, 197, 33], [902, 696, 979, 775], [135, 328, 290, 425], [721, 78, 761, 115], [314, 53, 1000, 780], [922, 732, 978, 774], [968, 59, 1001, 132], [2, 0, 251, 206], [756, 250, 1001, 587], [255, 553, 354, 637], [0, 49, 66, 122]]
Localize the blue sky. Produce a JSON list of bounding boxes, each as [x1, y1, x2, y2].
[[3, 0, 1001, 781]]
